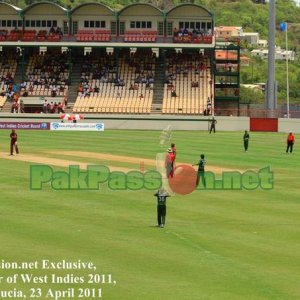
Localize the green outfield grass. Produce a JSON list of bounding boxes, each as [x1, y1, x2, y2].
[[0, 129, 299, 300]]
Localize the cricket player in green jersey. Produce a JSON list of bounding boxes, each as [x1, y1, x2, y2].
[[193, 154, 206, 188]]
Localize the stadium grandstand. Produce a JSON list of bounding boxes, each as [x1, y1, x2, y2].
[[0, 1, 240, 116]]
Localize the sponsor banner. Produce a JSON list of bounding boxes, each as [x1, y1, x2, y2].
[[0, 122, 50, 130], [50, 122, 104, 131]]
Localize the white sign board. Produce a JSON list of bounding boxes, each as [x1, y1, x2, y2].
[[50, 122, 104, 131]]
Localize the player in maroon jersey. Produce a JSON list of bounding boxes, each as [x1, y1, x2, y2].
[[10, 129, 19, 155]]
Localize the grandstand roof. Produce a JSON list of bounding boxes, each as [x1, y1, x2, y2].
[[119, 3, 164, 16], [167, 3, 213, 17], [22, 1, 68, 14], [0, 1, 22, 13], [0, 2, 214, 19], [71, 2, 115, 15]]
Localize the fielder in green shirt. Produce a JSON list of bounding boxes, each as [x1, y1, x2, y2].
[[243, 130, 250, 152], [193, 154, 206, 188]]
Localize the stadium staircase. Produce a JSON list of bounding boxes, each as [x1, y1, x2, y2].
[[68, 60, 82, 104], [1, 100, 12, 113], [0, 60, 24, 113], [14, 60, 25, 87], [151, 56, 165, 113]]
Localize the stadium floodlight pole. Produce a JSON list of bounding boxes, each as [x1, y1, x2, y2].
[[285, 23, 290, 118], [266, 0, 277, 118], [211, 75, 214, 117]]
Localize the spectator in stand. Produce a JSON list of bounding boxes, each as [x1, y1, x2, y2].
[[49, 26, 55, 35], [49, 102, 54, 113], [116, 92, 121, 100], [43, 99, 48, 113], [13, 93, 19, 103], [83, 89, 90, 98], [141, 76, 147, 84], [129, 84, 134, 91], [51, 86, 57, 97], [7, 90, 14, 101], [173, 28, 178, 37], [56, 27, 63, 36], [54, 102, 58, 113], [29, 84, 34, 94], [64, 96, 68, 107], [19, 100, 25, 113], [20, 81, 26, 90], [227, 62, 232, 72], [192, 28, 198, 39], [171, 90, 177, 97], [135, 75, 142, 84], [78, 84, 84, 94], [166, 82, 173, 90], [183, 68, 188, 77], [148, 76, 154, 84], [207, 97, 212, 115], [12, 84, 18, 93], [57, 102, 64, 114], [11, 101, 18, 113]]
